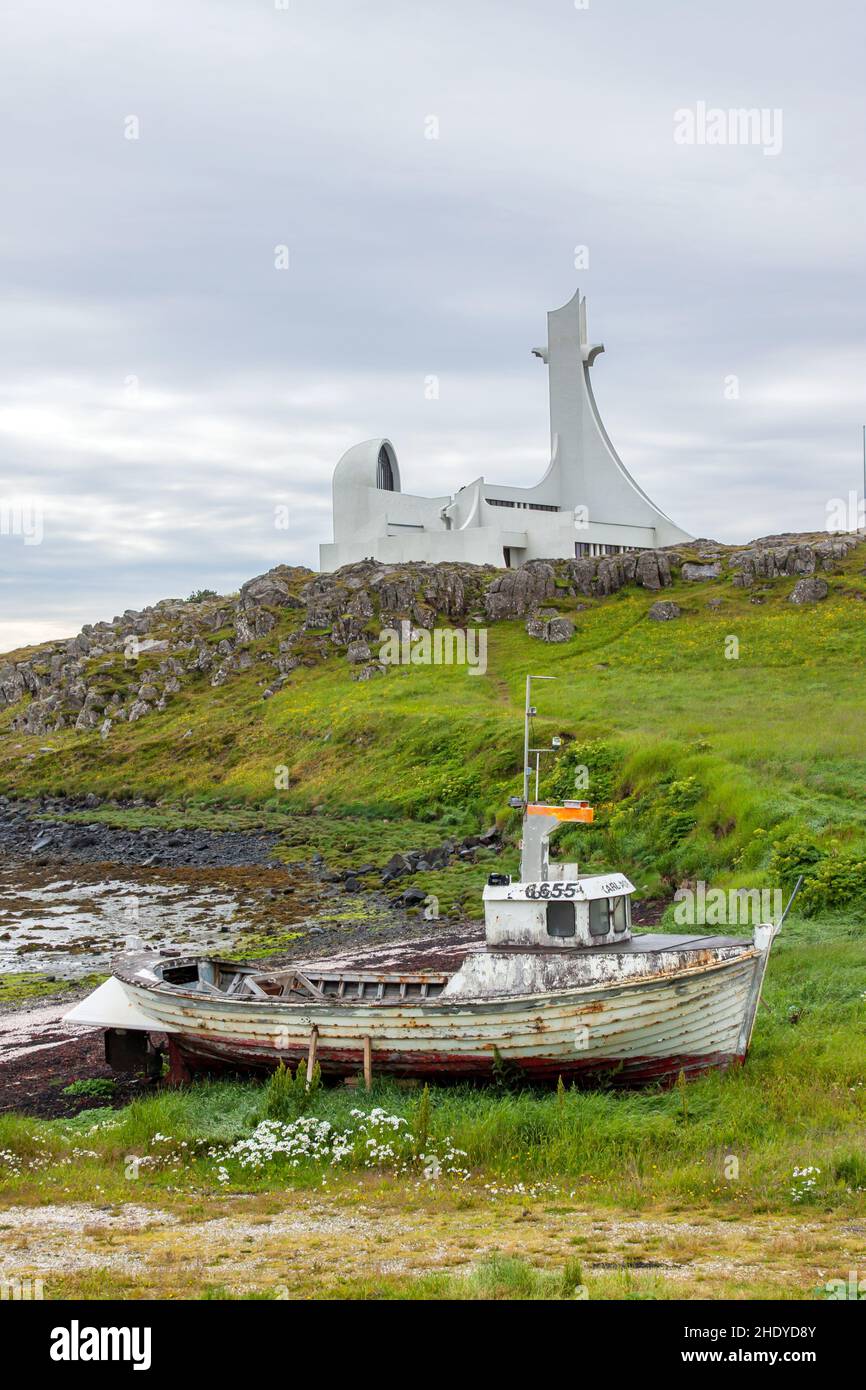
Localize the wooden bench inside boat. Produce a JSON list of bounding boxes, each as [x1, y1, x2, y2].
[[158, 958, 449, 1004], [234, 970, 450, 1003]]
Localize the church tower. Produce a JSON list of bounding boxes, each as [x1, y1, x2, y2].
[[532, 288, 689, 546]]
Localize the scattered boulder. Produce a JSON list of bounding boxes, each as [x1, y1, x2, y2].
[[525, 609, 575, 643], [546, 617, 575, 643], [346, 639, 372, 665], [682, 562, 721, 581], [382, 852, 413, 883], [789, 576, 829, 604], [648, 600, 682, 622], [400, 887, 428, 907]]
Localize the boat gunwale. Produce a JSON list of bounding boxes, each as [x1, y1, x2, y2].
[[112, 941, 762, 1016]]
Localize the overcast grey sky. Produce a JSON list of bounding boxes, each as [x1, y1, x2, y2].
[[1, 0, 865, 653]]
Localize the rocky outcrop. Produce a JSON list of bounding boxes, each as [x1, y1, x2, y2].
[[2, 565, 313, 737], [2, 533, 862, 738], [730, 535, 856, 586], [0, 797, 283, 868], [301, 560, 492, 637], [485, 562, 556, 618], [235, 567, 305, 642]]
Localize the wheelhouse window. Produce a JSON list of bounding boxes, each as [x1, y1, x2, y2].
[[588, 898, 609, 936], [546, 901, 576, 938], [611, 895, 629, 933]]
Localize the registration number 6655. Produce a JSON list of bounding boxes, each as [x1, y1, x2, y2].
[[524, 882, 576, 899]]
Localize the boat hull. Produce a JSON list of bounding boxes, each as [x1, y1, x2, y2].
[[112, 947, 764, 1087]]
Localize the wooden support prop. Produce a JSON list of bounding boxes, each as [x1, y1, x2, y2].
[[363, 1034, 373, 1091], [166, 1038, 193, 1087], [306, 1025, 319, 1089]]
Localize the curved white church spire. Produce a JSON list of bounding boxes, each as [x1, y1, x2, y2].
[[536, 288, 689, 543]]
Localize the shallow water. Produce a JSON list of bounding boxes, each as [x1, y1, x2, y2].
[[0, 862, 316, 978]]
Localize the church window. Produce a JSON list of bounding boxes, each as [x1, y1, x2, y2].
[[376, 446, 395, 491]]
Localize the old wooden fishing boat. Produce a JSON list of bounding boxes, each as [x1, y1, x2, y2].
[[66, 681, 783, 1087]]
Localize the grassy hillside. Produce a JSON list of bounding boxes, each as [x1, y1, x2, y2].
[[3, 544, 866, 918]]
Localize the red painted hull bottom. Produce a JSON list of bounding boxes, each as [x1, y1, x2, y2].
[[167, 1035, 745, 1090]]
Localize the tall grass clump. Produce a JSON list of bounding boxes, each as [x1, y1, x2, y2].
[[262, 1060, 321, 1122]]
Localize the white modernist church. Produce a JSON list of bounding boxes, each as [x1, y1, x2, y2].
[[319, 288, 691, 572]]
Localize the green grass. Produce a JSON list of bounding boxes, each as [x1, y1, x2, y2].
[[311, 1252, 589, 1301], [0, 972, 106, 1005], [61, 1078, 117, 1100]]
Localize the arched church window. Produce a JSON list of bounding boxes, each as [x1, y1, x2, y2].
[[376, 446, 395, 491]]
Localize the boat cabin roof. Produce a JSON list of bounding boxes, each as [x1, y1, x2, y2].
[[484, 872, 634, 903]]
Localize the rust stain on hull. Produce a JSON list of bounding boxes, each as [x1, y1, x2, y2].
[[170, 1033, 741, 1088]]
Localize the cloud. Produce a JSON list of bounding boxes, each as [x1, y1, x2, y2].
[[1, 0, 865, 652]]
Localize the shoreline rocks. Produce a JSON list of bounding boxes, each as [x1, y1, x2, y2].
[[0, 799, 283, 870]]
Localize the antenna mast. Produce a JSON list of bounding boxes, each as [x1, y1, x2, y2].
[[522, 674, 556, 804]]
